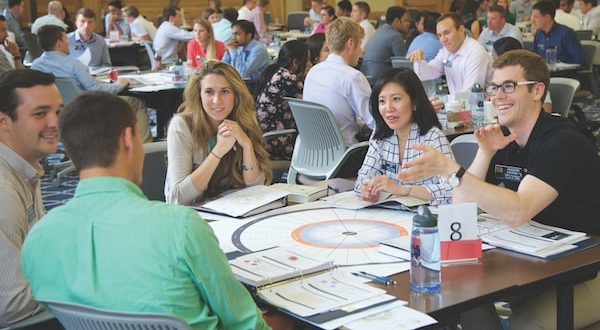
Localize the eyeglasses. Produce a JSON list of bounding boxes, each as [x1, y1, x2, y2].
[[485, 80, 539, 96]]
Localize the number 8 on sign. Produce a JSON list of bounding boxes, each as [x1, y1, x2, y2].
[[450, 222, 462, 241]]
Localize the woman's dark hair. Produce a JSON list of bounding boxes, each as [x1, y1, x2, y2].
[[305, 33, 326, 65], [255, 40, 309, 97], [493, 36, 523, 56], [321, 5, 336, 19], [370, 68, 440, 140]]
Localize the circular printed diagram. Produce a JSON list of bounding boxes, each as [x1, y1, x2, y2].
[[232, 208, 413, 266]]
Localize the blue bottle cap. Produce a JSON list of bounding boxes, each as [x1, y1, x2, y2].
[[413, 205, 437, 227]]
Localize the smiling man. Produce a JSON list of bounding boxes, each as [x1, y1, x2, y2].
[[399, 50, 600, 329], [408, 12, 490, 95], [0, 69, 61, 327]]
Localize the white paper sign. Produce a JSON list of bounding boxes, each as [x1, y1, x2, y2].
[[438, 202, 478, 241]]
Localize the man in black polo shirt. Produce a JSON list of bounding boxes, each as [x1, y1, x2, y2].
[[400, 49, 600, 329]]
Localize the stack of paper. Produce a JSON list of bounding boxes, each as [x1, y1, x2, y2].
[[270, 183, 328, 203], [193, 185, 288, 217], [322, 191, 428, 211], [477, 214, 589, 258]]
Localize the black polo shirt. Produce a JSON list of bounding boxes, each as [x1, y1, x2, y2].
[[486, 111, 600, 235]]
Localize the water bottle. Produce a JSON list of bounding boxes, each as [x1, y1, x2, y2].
[[172, 59, 185, 88], [410, 206, 441, 292], [470, 83, 485, 127]]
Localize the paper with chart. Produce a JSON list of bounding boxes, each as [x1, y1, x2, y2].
[[257, 269, 392, 317], [344, 304, 438, 330], [229, 247, 333, 287], [477, 214, 589, 258]]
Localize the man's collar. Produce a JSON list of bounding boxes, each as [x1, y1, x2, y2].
[[0, 142, 44, 182], [75, 31, 95, 43]]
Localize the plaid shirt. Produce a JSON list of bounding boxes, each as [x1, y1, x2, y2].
[[355, 122, 454, 205]]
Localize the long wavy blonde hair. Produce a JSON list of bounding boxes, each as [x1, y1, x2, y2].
[[178, 60, 271, 196], [193, 17, 218, 60]]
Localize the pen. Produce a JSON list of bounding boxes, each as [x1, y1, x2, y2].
[[351, 271, 396, 286]]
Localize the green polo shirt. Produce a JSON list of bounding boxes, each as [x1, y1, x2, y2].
[[22, 176, 269, 330]]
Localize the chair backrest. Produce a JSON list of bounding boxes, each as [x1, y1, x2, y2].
[[287, 11, 309, 31], [141, 141, 167, 201], [391, 58, 414, 70], [40, 300, 191, 330], [54, 77, 83, 105], [23, 32, 43, 60], [143, 42, 157, 71], [285, 98, 348, 177], [575, 29, 593, 40], [549, 77, 580, 118], [579, 40, 597, 70], [450, 134, 478, 169]]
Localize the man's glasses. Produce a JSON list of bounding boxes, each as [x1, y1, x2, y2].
[[485, 80, 539, 96]]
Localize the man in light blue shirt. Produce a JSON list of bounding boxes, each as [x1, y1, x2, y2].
[[2, 0, 24, 49], [153, 6, 193, 64], [67, 8, 111, 69], [33, 25, 151, 143], [407, 11, 443, 61], [478, 5, 522, 53], [104, 0, 130, 39], [222, 20, 269, 80], [361, 6, 411, 78]]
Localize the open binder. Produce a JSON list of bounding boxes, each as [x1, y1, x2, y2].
[[229, 247, 396, 323]]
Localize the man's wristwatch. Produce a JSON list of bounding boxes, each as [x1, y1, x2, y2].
[[448, 167, 466, 189]]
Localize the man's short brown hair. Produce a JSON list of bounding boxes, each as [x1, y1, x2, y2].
[[493, 50, 550, 100], [325, 16, 364, 53], [76, 7, 96, 19]]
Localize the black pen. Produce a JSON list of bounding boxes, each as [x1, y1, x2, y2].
[[352, 271, 396, 285]]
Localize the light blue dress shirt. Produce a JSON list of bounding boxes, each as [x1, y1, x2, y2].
[[32, 51, 124, 94], [222, 39, 270, 80], [408, 32, 443, 62], [104, 13, 131, 38], [478, 23, 523, 53], [67, 31, 112, 68]]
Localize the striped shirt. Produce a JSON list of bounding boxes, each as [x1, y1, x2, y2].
[[0, 143, 43, 326], [355, 122, 454, 205]]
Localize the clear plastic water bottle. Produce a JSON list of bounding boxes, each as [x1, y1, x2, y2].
[[410, 206, 441, 292], [172, 59, 185, 88], [470, 83, 485, 127]]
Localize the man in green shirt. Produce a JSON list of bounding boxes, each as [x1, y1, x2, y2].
[[21, 92, 270, 330]]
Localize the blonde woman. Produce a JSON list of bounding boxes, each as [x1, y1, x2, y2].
[[165, 60, 271, 204], [187, 18, 226, 68]]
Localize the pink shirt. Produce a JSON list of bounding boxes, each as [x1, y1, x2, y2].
[[313, 23, 327, 34], [186, 39, 226, 67]]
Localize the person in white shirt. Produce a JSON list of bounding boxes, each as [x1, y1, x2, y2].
[[237, 0, 256, 20], [350, 1, 374, 51], [408, 12, 491, 95], [303, 17, 375, 146], [122, 6, 156, 41], [0, 15, 23, 73], [30, 1, 67, 34], [479, 5, 522, 53], [304, 0, 324, 28], [153, 6, 193, 63], [555, 6, 582, 30], [577, 0, 600, 37]]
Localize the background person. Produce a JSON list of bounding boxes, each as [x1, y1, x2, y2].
[[187, 18, 225, 68], [305, 32, 329, 66], [255, 40, 311, 160]]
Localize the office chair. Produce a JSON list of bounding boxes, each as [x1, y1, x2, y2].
[[450, 133, 478, 169], [140, 141, 168, 201], [143, 42, 158, 71], [287, 11, 309, 31], [23, 32, 43, 65], [575, 29, 593, 40], [578, 40, 600, 97], [50, 77, 83, 187], [0, 310, 56, 330], [285, 98, 368, 184], [39, 300, 191, 330], [549, 77, 580, 118], [263, 128, 297, 183]]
